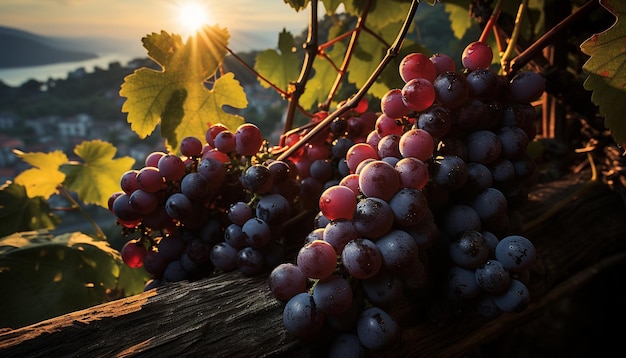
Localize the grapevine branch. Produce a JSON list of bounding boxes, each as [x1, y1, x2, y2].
[[506, 0, 600, 76], [321, 0, 374, 111], [283, 0, 319, 134], [276, 0, 421, 162]]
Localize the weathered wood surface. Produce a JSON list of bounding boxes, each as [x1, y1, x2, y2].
[[1, 169, 625, 358]]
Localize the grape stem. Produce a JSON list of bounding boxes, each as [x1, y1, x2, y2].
[[505, 0, 600, 76], [477, 0, 503, 43], [320, 0, 374, 111], [276, 0, 421, 162], [500, 0, 528, 74], [56, 185, 106, 240]]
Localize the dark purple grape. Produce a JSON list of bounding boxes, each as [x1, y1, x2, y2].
[[465, 129, 502, 165], [352, 197, 394, 240], [267, 160, 292, 183], [442, 204, 482, 237], [163, 260, 189, 282], [323, 219, 359, 255], [157, 235, 187, 262], [328, 333, 365, 358], [449, 230, 489, 269], [471, 187, 508, 223], [489, 158, 516, 183], [242, 217, 271, 249], [331, 137, 355, 160], [341, 238, 382, 279], [256, 193, 291, 226], [493, 279, 530, 313], [361, 269, 404, 306], [450, 97, 490, 135], [466, 68, 497, 98], [430, 155, 468, 190], [312, 275, 353, 315], [509, 71, 545, 103], [498, 126, 529, 160], [356, 307, 399, 351], [236, 246, 265, 276], [210, 242, 238, 272], [228, 201, 253, 226], [282, 292, 325, 339], [269, 263, 307, 302], [495, 235, 536, 271], [389, 188, 429, 227], [415, 105, 452, 139], [241, 164, 273, 194], [375, 229, 419, 273], [128, 189, 158, 215], [180, 172, 211, 200], [475, 259, 510, 294], [433, 71, 469, 109], [165, 192, 193, 220], [447, 265, 481, 301]]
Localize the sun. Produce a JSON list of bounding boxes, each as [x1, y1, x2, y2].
[[177, 1, 212, 38]]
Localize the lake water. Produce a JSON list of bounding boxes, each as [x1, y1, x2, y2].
[[0, 53, 145, 87]]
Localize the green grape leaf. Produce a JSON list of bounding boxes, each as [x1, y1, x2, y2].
[[120, 26, 247, 153], [580, 0, 626, 147], [60, 140, 135, 208], [255, 30, 301, 92], [321, 0, 343, 14], [0, 231, 149, 329], [366, 0, 413, 31], [299, 24, 348, 110], [443, 2, 473, 40], [0, 182, 59, 237], [284, 0, 309, 11], [13, 150, 68, 199]]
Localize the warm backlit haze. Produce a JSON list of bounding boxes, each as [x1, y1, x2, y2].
[[0, 0, 316, 52]]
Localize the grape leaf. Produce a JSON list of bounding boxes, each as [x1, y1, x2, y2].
[[443, 2, 473, 40], [60, 140, 135, 208], [0, 182, 59, 237], [0, 231, 149, 329], [120, 26, 247, 153], [13, 150, 67, 199], [284, 0, 309, 11], [299, 24, 348, 110], [580, 0, 626, 147], [255, 30, 301, 92]]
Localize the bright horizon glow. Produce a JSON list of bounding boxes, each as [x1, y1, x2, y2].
[[177, 1, 213, 40]]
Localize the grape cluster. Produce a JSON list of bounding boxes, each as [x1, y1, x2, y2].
[[269, 41, 544, 354], [109, 122, 302, 287]]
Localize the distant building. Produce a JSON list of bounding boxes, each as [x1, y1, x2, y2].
[[0, 112, 18, 130], [57, 113, 92, 138]]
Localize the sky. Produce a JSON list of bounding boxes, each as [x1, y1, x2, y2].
[[0, 0, 318, 52]]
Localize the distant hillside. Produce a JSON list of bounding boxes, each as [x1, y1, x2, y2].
[[0, 26, 99, 69]]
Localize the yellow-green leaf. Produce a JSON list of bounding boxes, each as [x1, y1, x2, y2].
[[119, 25, 247, 153], [580, 0, 626, 147], [444, 2, 473, 40], [255, 30, 301, 92], [60, 140, 135, 208], [13, 150, 68, 199]]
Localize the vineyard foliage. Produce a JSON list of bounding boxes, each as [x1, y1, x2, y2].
[[0, 0, 623, 329]]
